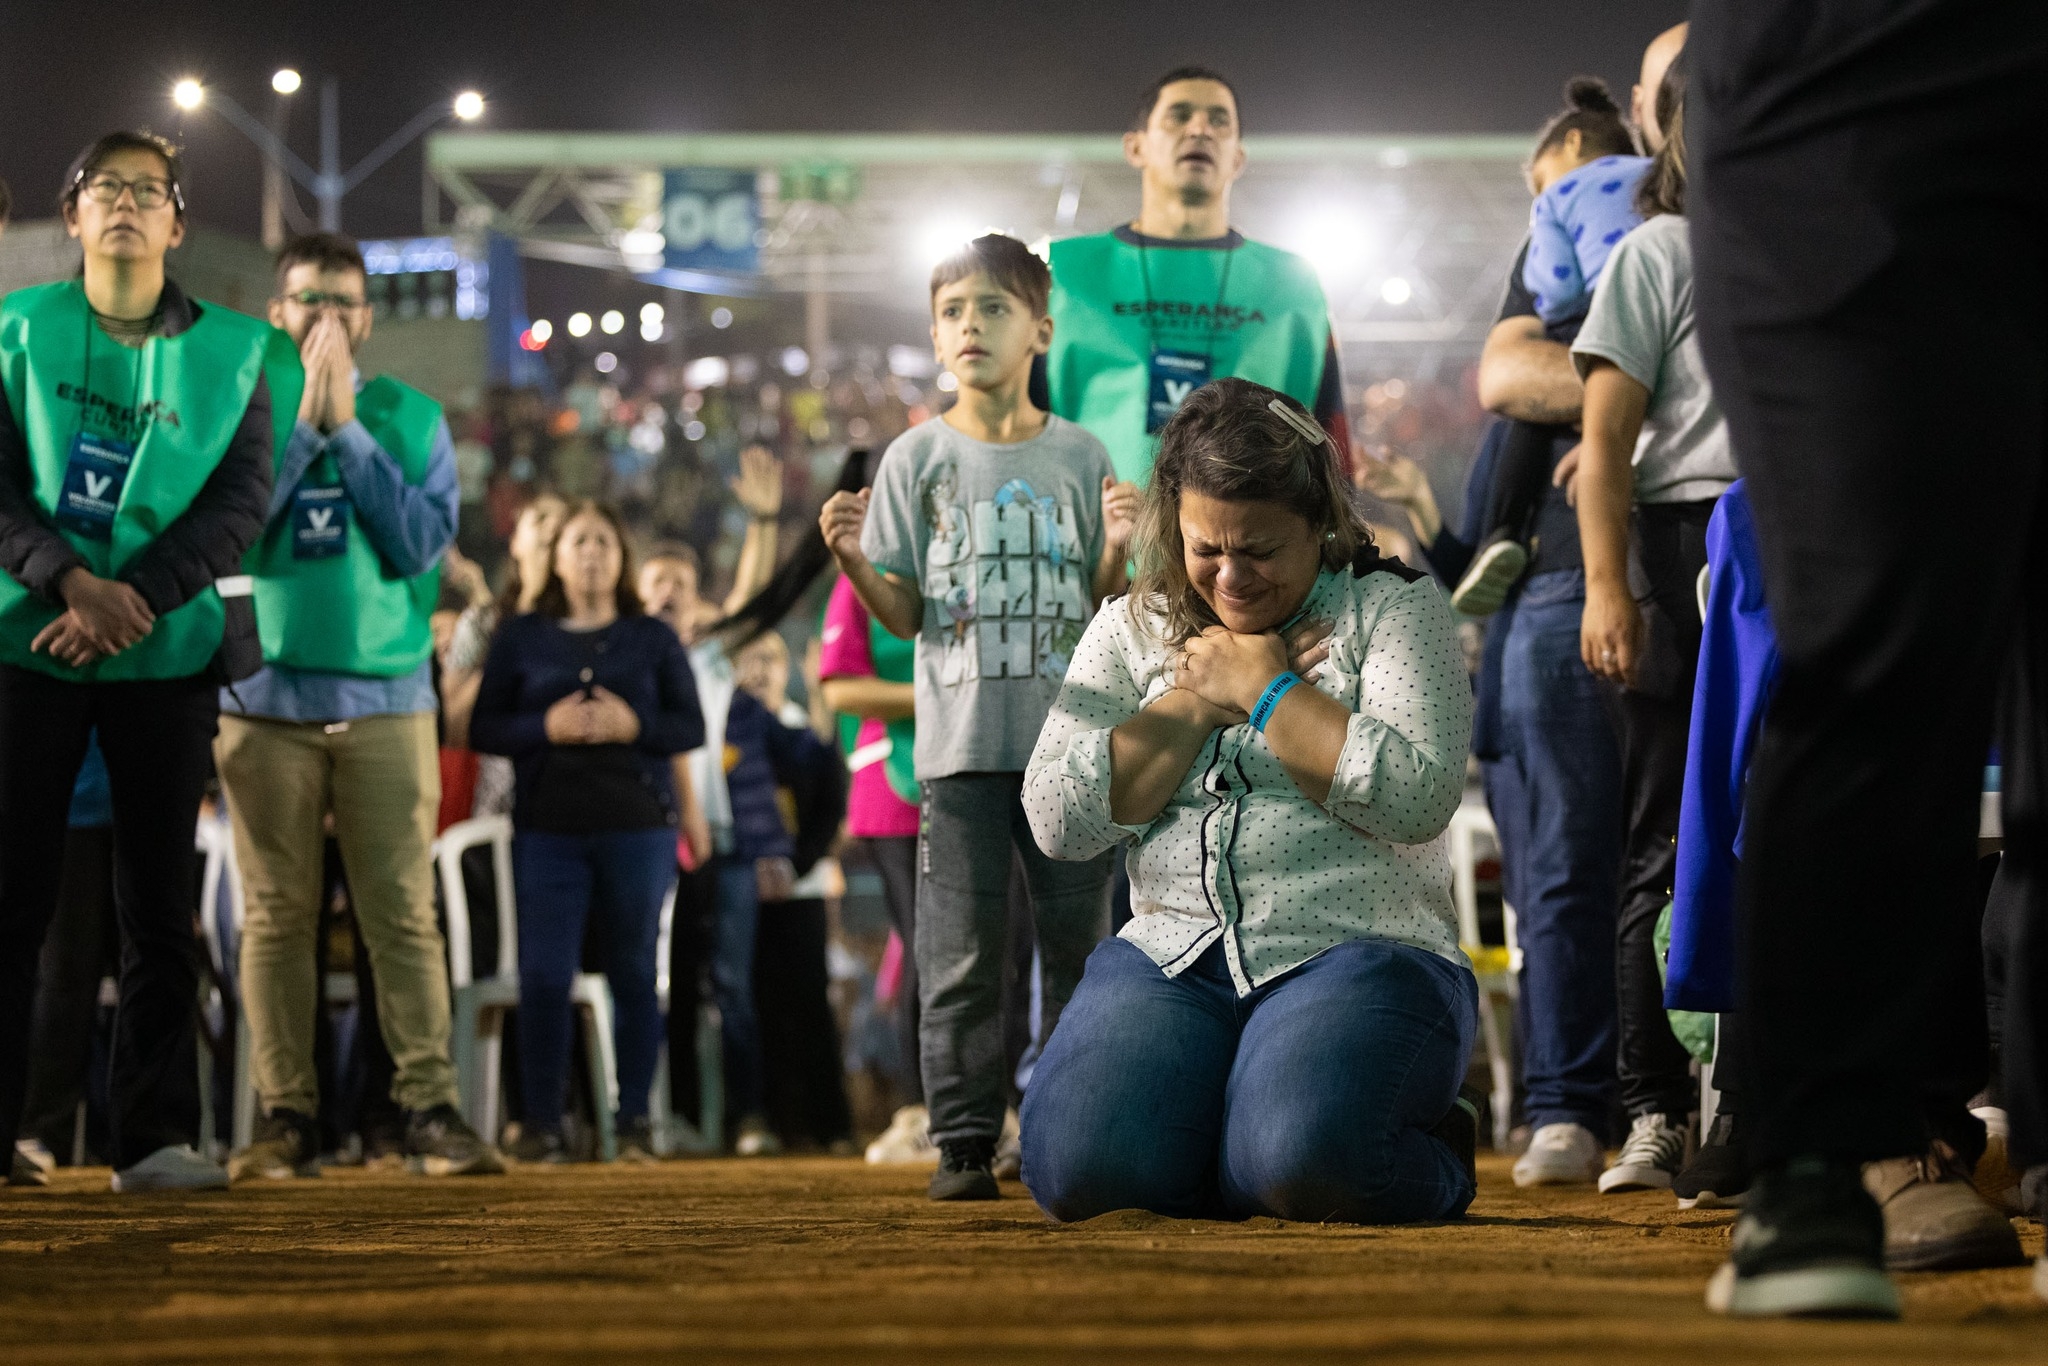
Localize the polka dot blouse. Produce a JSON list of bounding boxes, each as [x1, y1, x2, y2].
[[1022, 565, 1474, 997]]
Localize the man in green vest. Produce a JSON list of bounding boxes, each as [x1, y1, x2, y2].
[[0, 131, 280, 1192], [1045, 65, 1352, 486], [214, 232, 501, 1182]]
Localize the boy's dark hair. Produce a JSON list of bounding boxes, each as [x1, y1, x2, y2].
[[275, 231, 367, 290], [0, 177, 12, 225], [930, 234, 1052, 319], [643, 541, 701, 576], [61, 131, 186, 219], [1132, 65, 1240, 134], [532, 501, 645, 620], [1530, 77, 1638, 164], [1635, 56, 1688, 218]]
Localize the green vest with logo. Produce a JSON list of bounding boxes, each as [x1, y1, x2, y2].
[[1047, 232, 1331, 485], [833, 608, 919, 807], [0, 280, 298, 682], [248, 375, 443, 676]]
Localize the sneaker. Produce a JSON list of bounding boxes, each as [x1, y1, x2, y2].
[[992, 1107, 1022, 1181], [111, 1144, 230, 1193], [404, 1103, 505, 1177], [1706, 1157, 1900, 1319], [928, 1137, 1000, 1202], [507, 1127, 569, 1165], [9, 1142, 51, 1187], [1512, 1122, 1604, 1187], [1863, 1140, 2024, 1271], [1675, 1112, 1750, 1210], [1429, 1086, 1483, 1190], [1449, 531, 1529, 618], [735, 1114, 782, 1157], [228, 1107, 322, 1184], [618, 1116, 660, 1164], [864, 1105, 938, 1167], [1599, 1112, 1688, 1193]]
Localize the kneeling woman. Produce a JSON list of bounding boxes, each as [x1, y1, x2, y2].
[[1020, 378, 1477, 1223]]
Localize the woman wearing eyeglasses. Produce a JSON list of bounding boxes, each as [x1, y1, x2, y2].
[[0, 131, 285, 1192]]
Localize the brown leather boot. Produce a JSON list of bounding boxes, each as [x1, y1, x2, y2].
[[1862, 1141, 2026, 1271]]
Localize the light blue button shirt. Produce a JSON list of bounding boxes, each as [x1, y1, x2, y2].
[[222, 390, 461, 724]]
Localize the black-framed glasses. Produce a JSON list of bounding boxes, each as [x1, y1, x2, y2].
[[79, 173, 178, 210], [278, 289, 368, 311]]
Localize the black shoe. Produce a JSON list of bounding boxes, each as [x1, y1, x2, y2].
[[1706, 1157, 1899, 1319], [405, 1103, 505, 1176], [2021, 1164, 2048, 1222], [928, 1137, 1000, 1201], [1675, 1112, 1750, 1210], [1428, 1085, 1482, 1191], [228, 1107, 322, 1184], [507, 1127, 570, 1165]]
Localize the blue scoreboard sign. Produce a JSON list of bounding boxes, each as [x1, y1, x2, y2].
[[661, 169, 760, 275]]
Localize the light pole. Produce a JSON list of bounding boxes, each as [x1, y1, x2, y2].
[[173, 74, 485, 233]]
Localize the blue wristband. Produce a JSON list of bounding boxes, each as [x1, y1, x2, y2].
[[1249, 671, 1301, 732]]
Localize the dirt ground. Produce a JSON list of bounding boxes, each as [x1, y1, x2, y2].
[[1, 1155, 2041, 1365]]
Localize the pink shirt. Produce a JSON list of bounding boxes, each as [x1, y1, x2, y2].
[[820, 577, 920, 838]]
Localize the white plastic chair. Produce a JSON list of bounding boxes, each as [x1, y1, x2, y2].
[[1448, 793, 1521, 1153], [434, 814, 619, 1161]]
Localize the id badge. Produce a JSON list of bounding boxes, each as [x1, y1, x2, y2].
[[291, 484, 351, 559], [1147, 348, 1211, 433], [56, 431, 135, 541]]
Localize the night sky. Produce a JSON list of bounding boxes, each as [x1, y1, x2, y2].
[[3, 1, 1686, 242]]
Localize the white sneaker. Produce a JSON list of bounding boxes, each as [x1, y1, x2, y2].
[[111, 1144, 229, 1193], [1599, 1113, 1689, 1193], [863, 1105, 937, 1167], [1512, 1122, 1604, 1187], [733, 1115, 782, 1158], [993, 1107, 1022, 1181]]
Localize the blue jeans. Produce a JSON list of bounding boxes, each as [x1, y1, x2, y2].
[[1021, 937, 1478, 1224], [710, 857, 764, 1119], [1497, 570, 1624, 1133], [513, 828, 675, 1132]]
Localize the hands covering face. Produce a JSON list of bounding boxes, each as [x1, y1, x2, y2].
[[297, 312, 357, 433]]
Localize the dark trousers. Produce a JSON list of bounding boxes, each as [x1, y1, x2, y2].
[[0, 665, 218, 1168], [1607, 503, 1716, 1121], [1691, 0, 2047, 1166], [865, 835, 921, 1105], [21, 826, 116, 1156], [755, 896, 853, 1148]]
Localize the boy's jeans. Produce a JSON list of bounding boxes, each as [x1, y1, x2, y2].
[[918, 772, 1111, 1148]]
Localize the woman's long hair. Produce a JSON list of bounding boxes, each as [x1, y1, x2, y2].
[[702, 447, 871, 650], [1635, 54, 1688, 218], [532, 500, 644, 619], [1130, 378, 1372, 645]]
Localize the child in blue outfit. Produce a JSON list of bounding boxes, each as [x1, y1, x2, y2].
[[1449, 79, 1650, 617]]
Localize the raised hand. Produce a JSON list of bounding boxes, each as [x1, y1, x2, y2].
[[1353, 445, 1427, 508], [819, 488, 871, 567], [1100, 475, 1142, 557], [729, 444, 784, 519]]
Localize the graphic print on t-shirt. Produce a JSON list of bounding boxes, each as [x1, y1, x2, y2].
[[919, 464, 1089, 687]]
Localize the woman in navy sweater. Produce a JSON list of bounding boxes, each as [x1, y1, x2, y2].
[[471, 501, 703, 1161]]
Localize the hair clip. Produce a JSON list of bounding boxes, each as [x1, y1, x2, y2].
[[1267, 398, 1331, 450]]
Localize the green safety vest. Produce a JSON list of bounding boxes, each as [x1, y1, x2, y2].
[[0, 280, 298, 682], [248, 375, 443, 676], [833, 608, 919, 807], [1047, 232, 1331, 485]]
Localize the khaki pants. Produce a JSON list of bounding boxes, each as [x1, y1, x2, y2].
[[217, 711, 457, 1117]]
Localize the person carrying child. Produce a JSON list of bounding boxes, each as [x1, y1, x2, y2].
[[1450, 78, 1650, 618], [819, 234, 1138, 1200]]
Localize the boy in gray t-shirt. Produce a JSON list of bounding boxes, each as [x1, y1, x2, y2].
[[822, 234, 1135, 1201]]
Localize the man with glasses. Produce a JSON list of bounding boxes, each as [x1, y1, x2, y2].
[[0, 131, 280, 1191], [215, 231, 500, 1181]]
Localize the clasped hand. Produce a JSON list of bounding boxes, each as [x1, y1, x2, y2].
[[543, 686, 641, 745], [1170, 617, 1332, 725], [32, 568, 155, 668]]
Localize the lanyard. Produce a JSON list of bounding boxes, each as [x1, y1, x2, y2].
[[1134, 230, 1237, 364]]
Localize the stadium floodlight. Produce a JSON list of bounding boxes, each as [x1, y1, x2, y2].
[[915, 216, 978, 266], [1292, 210, 1364, 284], [453, 91, 486, 122], [600, 310, 625, 335], [530, 319, 554, 344], [567, 312, 593, 338], [640, 301, 664, 324], [271, 69, 302, 95], [1380, 276, 1413, 306], [621, 228, 665, 257], [172, 79, 205, 110]]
